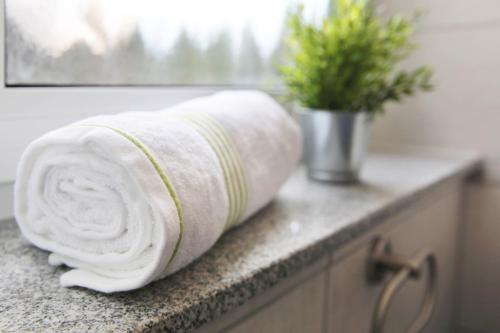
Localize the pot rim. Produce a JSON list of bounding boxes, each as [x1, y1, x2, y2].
[[294, 105, 369, 115]]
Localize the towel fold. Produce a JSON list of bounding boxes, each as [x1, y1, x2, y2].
[[14, 90, 302, 292]]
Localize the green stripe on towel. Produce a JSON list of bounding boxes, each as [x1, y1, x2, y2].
[[195, 113, 248, 219], [180, 113, 248, 230], [80, 124, 184, 267]]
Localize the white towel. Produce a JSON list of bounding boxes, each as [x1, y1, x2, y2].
[[14, 90, 302, 293]]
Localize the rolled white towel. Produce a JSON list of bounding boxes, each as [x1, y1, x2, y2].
[[14, 90, 302, 293]]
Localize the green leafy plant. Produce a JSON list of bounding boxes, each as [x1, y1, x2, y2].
[[280, 0, 433, 114]]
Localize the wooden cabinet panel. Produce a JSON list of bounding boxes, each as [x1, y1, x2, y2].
[[459, 184, 500, 332], [327, 184, 461, 333], [225, 272, 327, 333]]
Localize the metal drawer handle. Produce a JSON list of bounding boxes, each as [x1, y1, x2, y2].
[[368, 238, 437, 333]]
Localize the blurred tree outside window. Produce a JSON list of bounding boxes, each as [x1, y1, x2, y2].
[[5, 0, 329, 87]]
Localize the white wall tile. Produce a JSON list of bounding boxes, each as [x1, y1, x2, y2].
[[372, 26, 500, 172], [375, 0, 500, 28]]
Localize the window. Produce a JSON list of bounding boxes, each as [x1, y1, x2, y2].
[[5, 0, 329, 87]]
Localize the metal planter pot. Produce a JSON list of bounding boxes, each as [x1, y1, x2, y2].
[[297, 108, 372, 183]]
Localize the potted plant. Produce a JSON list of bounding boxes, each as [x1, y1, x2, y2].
[[280, 0, 433, 182]]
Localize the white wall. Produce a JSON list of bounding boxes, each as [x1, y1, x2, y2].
[[373, 1, 500, 332]]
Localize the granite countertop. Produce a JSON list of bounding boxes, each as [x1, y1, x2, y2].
[[0, 151, 481, 333]]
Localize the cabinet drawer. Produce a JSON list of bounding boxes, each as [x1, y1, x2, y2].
[[328, 185, 461, 333], [225, 272, 327, 333]]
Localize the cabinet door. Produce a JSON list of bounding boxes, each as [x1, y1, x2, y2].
[[327, 184, 462, 333], [225, 272, 327, 333]]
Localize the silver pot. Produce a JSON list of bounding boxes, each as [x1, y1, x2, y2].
[[297, 108, 372, 183]]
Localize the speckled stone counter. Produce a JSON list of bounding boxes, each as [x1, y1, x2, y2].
[[0, 152, 481, 333]]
